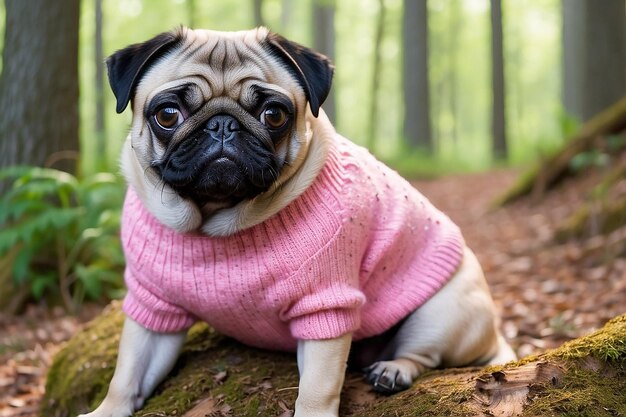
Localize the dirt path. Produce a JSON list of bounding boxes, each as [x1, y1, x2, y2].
[[1, 168, 623, 416]]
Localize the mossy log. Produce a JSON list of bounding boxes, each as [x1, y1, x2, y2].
[[554, 196, 626, 243], [43, 302, 626, 417], [553, 160, 626, 242], [495, 96, 626, 206]]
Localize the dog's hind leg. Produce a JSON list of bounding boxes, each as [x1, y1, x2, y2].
[[365, 247, 516, 394]]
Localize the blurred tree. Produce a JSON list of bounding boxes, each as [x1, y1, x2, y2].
[[312, 0, 336, 123], [0, 0, 80, 176], [366, 0, 386, 151], [253, 0, 265, 27], [187, 0, 197, 28], [490, 0, 507, 160], [95, 0, 106, 170], [562, 0, 626, 122], [403, 0, 432, 151], [281, 0, 293, 33], [447, 0, 461, 145]]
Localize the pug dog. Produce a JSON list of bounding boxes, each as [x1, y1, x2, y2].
[[80, 27, 516, 417]]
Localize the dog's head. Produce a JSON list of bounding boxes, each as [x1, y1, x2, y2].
[[107, 27, 333, 233]]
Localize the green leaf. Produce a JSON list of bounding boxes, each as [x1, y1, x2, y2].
[[81, 172, 121, 190], [0, 229, 22, 256], [0, 165, 38, 181], [0, 207, 83, 255], [75, 264, 103, 299], [4, 179, 68, 203], [0, 199, 50, 225], [12, 246, 36, 284], [31, 273, 56, 300]]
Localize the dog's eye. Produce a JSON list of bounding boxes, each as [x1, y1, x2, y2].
[[155, 107, 183, 129], [261, 106, 288, 129]]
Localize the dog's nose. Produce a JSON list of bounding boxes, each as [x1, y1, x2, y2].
[[205, 115, 240, 142]]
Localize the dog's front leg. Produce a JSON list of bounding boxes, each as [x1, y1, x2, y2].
[[78, 317, 186, 417], [295, 333, 352, 417]]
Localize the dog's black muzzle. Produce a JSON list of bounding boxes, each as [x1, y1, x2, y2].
[[156, 113, 279, 205]]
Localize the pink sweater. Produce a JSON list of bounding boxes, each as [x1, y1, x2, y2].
[[122, 136, 465, 351]]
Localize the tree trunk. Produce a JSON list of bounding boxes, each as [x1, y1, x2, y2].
[[490, 0, 507, 160], [42, 302, 626, 416], [280, 0, 293, 33], [447, 0, 461, 145], [0, 0, 80, 175], [562, 0, 626, 122], [312, 0, 336, 124], [187, 0, 197, 28], [366, 0, 386, 152], [403, 0, 432, 151], [94, 0, 106, 170], [253, 0, 264, 27]]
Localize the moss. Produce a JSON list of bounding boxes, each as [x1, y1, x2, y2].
[[548, 315, 626, 365], [42, 302, 299, 417], [491, 165, 540, 207], [44, 305, 626, 417], [555, 197, 626, 242], [42, 302, 125, 417], [350, 369, 481, 417], [522, 367, 626, 416]]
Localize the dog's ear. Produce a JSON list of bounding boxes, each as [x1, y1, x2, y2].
[[264, 32, 334, 118], [106, 30, 183, 113]]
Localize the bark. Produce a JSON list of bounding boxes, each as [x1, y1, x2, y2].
[[94, 0, 106, 169], [495, 96, 626, 205], [312, 0, 336, 124], [562, 0, 626, 122], [490, 0, 507, 160], [403, 0, 432, 151], [187, 0, 196, 28], [366, 0, 386, 152], [447, 0, 461, 145], [43, 302, 626, 417], [0, 0, 80, 175], [253, 0, 264, 27], [280, 0, 293, 33]]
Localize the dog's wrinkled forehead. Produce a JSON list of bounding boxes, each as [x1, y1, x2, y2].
[[139, 29, 292, 108], [106, 27, 333, 117]]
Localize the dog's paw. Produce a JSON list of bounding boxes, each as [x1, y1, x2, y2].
[[364, 360, 415, 394], [77, 402, 134, 417]]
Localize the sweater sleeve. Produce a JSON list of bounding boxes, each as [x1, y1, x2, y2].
[[122, 267, 196, 333], [281, 225, 366, 341]]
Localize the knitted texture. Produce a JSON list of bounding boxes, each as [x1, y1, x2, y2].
[[122, 135, 465, 351]]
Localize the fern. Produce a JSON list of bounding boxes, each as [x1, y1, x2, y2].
[[0, 165, 126, 311]]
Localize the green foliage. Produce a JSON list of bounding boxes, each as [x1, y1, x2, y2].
[[568, 135, 626, 174], [569, 150, 610, 172], [0, 166, 126, 311]]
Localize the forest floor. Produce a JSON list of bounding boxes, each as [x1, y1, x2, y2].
[[1, 167, 624, 417]]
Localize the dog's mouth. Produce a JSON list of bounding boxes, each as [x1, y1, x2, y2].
[[154, 129, 280, 205]]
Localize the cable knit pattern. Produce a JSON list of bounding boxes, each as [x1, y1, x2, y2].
[[122, 134, 465, 351]]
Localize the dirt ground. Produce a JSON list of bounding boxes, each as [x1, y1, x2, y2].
[[1, 168, 624, 417]]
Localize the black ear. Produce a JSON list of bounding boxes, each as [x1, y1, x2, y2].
[[263, 32, 334, 118], [106, 31, 183, 113]]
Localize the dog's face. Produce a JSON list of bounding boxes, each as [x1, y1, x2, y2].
[[107, 28, 333, 232]]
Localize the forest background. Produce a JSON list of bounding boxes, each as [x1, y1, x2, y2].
[[0, 0, 569, 176]]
